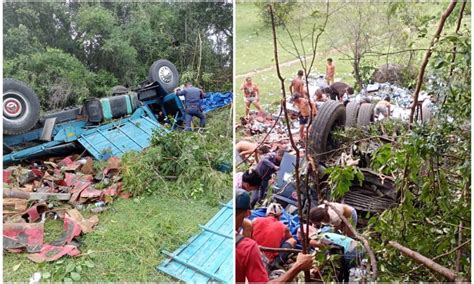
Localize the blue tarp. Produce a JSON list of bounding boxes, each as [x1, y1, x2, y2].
[[201, 92, 233, 113]]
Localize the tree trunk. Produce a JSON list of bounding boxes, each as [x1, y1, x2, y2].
[[389, 241, 466, 283]]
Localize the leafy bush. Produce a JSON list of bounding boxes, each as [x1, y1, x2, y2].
[[122, 107, 232, 205], [4, 48, 92, 110]]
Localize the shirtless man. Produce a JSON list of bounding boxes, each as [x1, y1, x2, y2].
[[291, 92, 316, 142], [375, 96, 392, 119], [235, 140, 270, 164], [326, 58, 335, 85], [240, 77, 264, 118], [289, 70, 307, 97]]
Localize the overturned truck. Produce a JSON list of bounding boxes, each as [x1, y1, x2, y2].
[[270, 100, 402, 217], [3, 59, 233, 164]]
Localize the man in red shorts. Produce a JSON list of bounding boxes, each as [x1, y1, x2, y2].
[[236, 189, 313, 283]]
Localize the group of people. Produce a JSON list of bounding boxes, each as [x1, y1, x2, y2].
[[242, 58, 357, 143], [235, 185, 365, 282]]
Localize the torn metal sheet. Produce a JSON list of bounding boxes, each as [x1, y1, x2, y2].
[[158, 201, 233, 283], [3, 223, 44, 253], [27, 244, 80, 263]]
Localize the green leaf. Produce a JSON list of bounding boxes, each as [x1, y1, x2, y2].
[[66, 263, 75, 273], [42, 271, 51, 279], [70, 272, 81, 281], [63, 277, 73, 284], [85, 260, 95, 268]]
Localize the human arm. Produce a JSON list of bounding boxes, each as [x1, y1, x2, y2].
[[242, 218, 253, 238], [268, 253, 313, 283], [254, 85, 260, 101]]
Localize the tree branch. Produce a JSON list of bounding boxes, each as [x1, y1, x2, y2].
[[409, 0, 457, 125], [269, 4, 309, 282], [389, 241, 466, 283]]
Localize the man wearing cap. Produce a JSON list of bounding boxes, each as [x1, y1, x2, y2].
[[251, 203, 298, 269], [176, 82, 206, 131], [236, 190, 313, 283]]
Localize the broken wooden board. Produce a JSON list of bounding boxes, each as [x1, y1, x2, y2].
[[3, 198, 28, 215]]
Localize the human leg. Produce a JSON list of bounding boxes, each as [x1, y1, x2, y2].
[[184, 111, 193, 131]]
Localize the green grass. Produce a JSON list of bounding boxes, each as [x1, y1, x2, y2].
[[4, 196, 219, 282], [236, 3, 333, 75]]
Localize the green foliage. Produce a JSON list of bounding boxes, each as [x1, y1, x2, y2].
[[371, 144, 396, 175], [3, 2, 232, 110], [325, 165, 364, 199], [255, 2, 299, 27], [4, 48, 92, 110], [365, 21, 471, 280], [122, 108, 232, 205]]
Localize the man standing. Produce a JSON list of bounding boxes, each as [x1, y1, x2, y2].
[[289, 70, 307, 97], [291, 92, 316, 143], [325, 58, 336, 85], [177, 82, 206, 131], [240, 77, 264, 118], [236, 189, 313, 283]]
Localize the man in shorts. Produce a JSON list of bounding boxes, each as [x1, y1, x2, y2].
[[240, 77, 264, 118], [291, 92, 316, 143]]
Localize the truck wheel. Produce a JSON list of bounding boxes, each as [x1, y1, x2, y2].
[[345, 101, 360, 128], [3, 78, 40, 135], [309, 100, 346, 160], [111, 85, 129, 96], [148, 59, 179, 92], [356, 103, 375, 127]]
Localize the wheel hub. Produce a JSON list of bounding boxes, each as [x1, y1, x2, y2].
[[159, 66, 173, 83], [3, 97, 23, 118]]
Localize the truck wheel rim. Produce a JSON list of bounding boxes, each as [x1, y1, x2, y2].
[[3, 92, 29, 121], [159, 66, 173, 84]]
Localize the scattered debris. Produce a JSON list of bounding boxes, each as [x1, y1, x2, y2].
[[3, 155, 126, 263]]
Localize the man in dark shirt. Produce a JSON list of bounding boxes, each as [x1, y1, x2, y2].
[[251, 149, 284, 208], [177, 82, 206, 131], [324, 82, 354, 101]]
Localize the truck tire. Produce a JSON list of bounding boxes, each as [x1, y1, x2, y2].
[[3, 78, 41, 135], [111, 85, 129, 96], [148, 59, 179, 92], [345, 101, 360, 128], [356, 103, 375, 127], [309, 100, 346, 160]]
